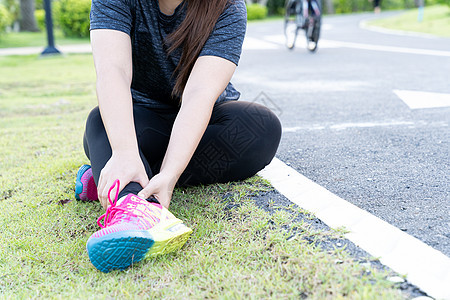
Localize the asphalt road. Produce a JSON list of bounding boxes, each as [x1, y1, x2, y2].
[[233, 12, 450, 257]]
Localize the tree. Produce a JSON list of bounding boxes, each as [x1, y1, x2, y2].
[[19, 0, 39, 31]]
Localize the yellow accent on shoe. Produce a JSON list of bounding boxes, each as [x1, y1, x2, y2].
[[145, 217, 193, 258]]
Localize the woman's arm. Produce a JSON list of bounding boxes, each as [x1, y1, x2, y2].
[[91, 29, 149, 208], [138, 56, 236, 208]]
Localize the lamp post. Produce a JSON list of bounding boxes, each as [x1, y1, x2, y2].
[[41, 0, 61, 55]]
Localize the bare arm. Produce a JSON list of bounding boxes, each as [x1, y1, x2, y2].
[[138, 56, 236, 207], [91, 29, 148, 208]]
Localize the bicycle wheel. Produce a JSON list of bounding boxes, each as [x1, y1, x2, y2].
[[284, 0, 299, 50], [305, 0, 321, 52]]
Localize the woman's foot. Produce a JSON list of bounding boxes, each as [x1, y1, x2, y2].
[[86, 180, 192, 273], [75, 165, 98, 201]]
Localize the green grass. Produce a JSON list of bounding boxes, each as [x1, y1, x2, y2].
[[367, 5, 450, 37], [0, 54, 406, 298], [0, 29, 89, 48]]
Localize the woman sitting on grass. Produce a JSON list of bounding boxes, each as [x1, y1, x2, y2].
[[76, 0, 281, 273]]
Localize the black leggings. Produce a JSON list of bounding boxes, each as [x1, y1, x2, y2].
[[83, 100, 282, 200]]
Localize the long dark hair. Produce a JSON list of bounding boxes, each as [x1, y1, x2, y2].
[[166, 0, 230, 98]]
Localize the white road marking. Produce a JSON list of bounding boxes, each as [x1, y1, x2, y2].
[[243, 36, 281, 50], [283, 125, 326, 132], [262, 34, 339, 49], [246, 34, 450, 57], [330, 121, 415, 130], [258, 158, 450, 300], [327, 40, 450, 57], [283, 121, 414, 132], [283, 120, 448, 133], [394, 90, 450, 109], [321, 24, 333, 31]]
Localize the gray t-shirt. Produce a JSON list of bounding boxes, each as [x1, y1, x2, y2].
[[90, 0, 247, 108]]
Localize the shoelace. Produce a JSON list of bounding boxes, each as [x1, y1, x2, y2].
[[96, 180, 168, 229], [97, 179, 127, 228]]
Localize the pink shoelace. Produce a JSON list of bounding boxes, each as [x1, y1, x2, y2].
[[97, 180, 128, 228]]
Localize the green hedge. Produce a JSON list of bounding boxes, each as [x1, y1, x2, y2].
[[34, 2, 60, 31], [428, 0, 450, 6], [1, 0, 18, 24], [332, 0, 420, 13], [373, 0, 416, 10], [35, 0, 43, 10], [0, 3, 12, 34], [35, 8, 45, 31], [247, 3, 268, 20], [267, 0, 286, 15], [263, 0, 445, 15], [57, 0, 90, 38]]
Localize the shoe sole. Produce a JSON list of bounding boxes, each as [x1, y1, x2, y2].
[[87, 219, 192, 273], [75, 164, 91, 200]]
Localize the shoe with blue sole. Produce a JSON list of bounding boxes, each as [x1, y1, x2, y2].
[[75, 164, 98, 201], [86, 180, 192, 273]]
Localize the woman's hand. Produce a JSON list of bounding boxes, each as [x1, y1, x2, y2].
[[97, 151, 149, 209], [138, 172, 177, 208]]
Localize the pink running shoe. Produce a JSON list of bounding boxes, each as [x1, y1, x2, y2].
[[86, 180, 192, 273], [75, 165, 98, 201]]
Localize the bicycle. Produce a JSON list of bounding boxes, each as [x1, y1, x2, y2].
[[284, 0, 322, 52]]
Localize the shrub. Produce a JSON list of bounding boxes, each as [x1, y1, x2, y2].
[[0, 3, 13, 34], [57, 0, 90, 38], [333, 0, 418, 13], [267, 0, 285, 15], [247, 3, 268, 20], [333, 0, 372, 13], [425, 0, 449, 6], [35, 8, 45, 30], [34, 2, 60, 31], [258, 0, 448, 17], [382, 0, 416, 9], [35, 0, 43, 10], [1, 0, 18, 25]]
